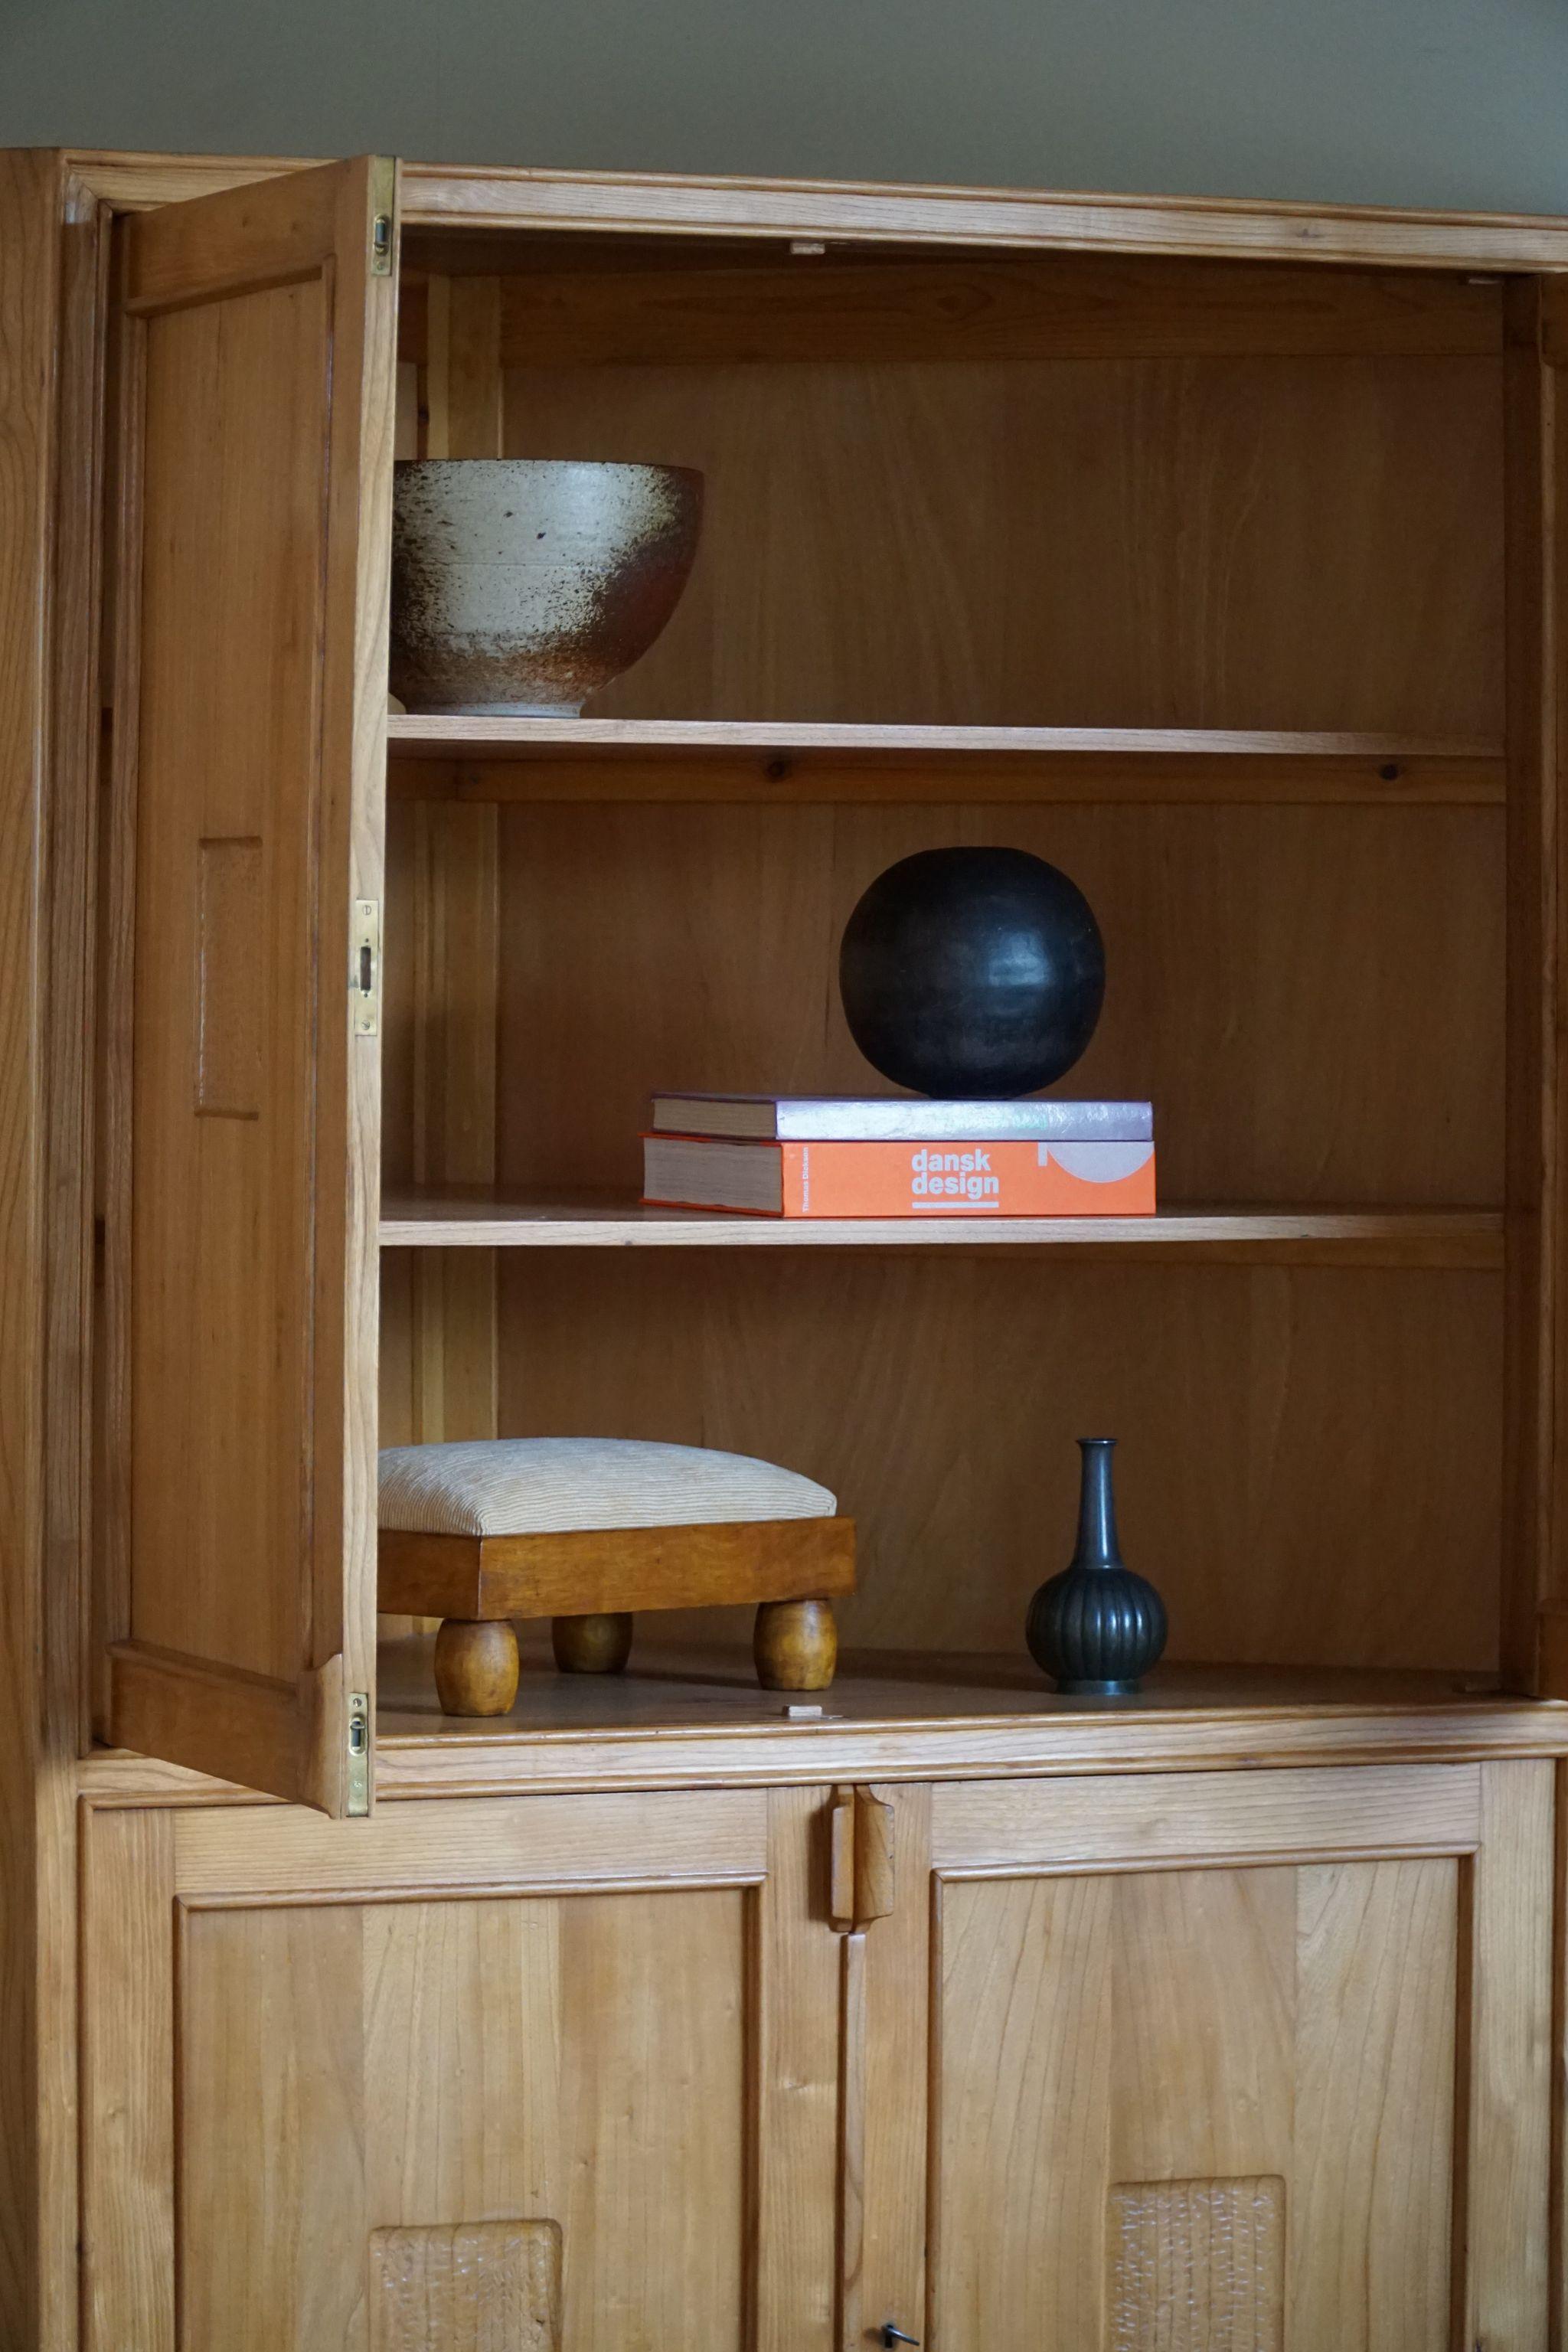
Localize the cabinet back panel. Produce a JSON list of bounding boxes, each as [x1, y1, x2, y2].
[[381, 277, 1508, 1685], [469, 800, 1504, 1210], [501, 354, 1501, 733], [495, 1255, 1501, 1673]]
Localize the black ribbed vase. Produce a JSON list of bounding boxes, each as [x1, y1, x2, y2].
[[1025, 1438, 1168, 1695]]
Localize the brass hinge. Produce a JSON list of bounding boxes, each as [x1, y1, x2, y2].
[[346, 1690, 371, 1815], [351, 900, 381, 1035], [829, 1784, 896, 1932], [369, 156, 396, 276]]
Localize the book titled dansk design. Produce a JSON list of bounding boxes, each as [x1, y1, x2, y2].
[[642, 1098, 1155, 1218]]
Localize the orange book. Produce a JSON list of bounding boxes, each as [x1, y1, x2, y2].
[[642, 1135, 1156, 1217]]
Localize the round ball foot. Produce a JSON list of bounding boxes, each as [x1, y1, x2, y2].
[[754, 1598, 838, 1691], [433, 1618, 520, 1717], [552, 1611, 634, 1674]]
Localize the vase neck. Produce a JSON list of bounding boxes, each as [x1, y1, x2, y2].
[[1072, 1439, 1122, 1571]]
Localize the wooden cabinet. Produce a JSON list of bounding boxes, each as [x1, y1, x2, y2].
[[80, 1759, 1555, 2349], [9, 143, 1568, 2347], [81, 1783, 844, 2350], [893, 1764, 1554, 2350], [60, 149, 1568, 1800]]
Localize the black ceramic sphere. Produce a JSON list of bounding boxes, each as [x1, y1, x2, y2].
[[838, 845, 1105, 1099], [1025, 1438, 1168, 1696]]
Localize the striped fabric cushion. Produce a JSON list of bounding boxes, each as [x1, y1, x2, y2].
[[378, 1438, 837, 1538]]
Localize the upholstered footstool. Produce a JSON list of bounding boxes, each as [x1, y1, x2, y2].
[[378, 1438, 856, 1717]]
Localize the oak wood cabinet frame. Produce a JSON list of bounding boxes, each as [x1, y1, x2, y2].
[[7, 144, 1568, 2344]]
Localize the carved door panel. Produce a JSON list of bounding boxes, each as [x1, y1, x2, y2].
[[862, 1764, 1553, 2352], [80, 1786, 842, 2351]]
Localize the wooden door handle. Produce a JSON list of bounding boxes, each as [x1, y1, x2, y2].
[[829, 1785, 896, 1931]]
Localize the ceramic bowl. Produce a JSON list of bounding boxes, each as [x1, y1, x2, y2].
[[390, 459, 704, 715]]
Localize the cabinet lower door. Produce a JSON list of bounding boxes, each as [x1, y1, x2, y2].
[[81, 1786, 841, 2351], [864, 1762, 1553, 2352]]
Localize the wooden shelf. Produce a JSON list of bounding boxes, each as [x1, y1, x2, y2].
[[363, 1638, 1567, 1797], [386, 717, 1505, 805], [80, 1648, 1568, 1805], [379, 1191, 1503, 1266], [377, 1641, 1527, 1736]]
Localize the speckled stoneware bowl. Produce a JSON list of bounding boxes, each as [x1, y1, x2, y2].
[[390, 459, 704, 716]]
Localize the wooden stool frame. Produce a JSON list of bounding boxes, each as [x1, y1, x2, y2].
[[379, 1516, 856, 1714]]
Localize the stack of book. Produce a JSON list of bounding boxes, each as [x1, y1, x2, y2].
[[642, 1094, 1155, 1218]]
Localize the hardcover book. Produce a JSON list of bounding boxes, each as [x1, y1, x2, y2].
[[649, 1093, 1152, 1142], [642, 1135, 1157, 1217]]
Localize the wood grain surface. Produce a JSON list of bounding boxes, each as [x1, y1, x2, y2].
[[38, 168, 113, 2352], [931, 1762, 1481, 1869], [1464, 1759, 1554, 2344], [79, 1784, 840, 2347], [498, 353, 1501, 733], [754, 1598, 839, 1692], [404, 800, 500, 1443], [124, 261, 355, 1676], [371, 232, 1514, 1728], [383, 1200, 1503, 1262], [0, 145, 67, 2352], [495, 1255, 1502, 1674], [403, 167, 1568, 270], [923, 1765, 1547, 2347], [78, 1649, 1568, 1810], [1501, 278, 1568, 1700], [18, 143, 1568, 2352], [755, 1785, 840, 2352], [172, 1783, 766, 1899], [550, 1612, 633, 1674], [106, 158, 396, 1807], [64, 149, 1568, 272], [488, 251, 1504, 369], [387, 717, 1505, 805], [80, 1808, 176, 2352], [381, 1514, 856, 1620], [393, 266, 504, 1475], [431, 1619, 520, 1717], [477, 799, 1501, 1212]]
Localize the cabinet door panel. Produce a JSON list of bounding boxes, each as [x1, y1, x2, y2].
[[936, 1858, 1455, 2349], [181, 1889, 748, 2350], [81, 1786, 841, 2352], [903, 1761, 1552, 2352], [104, 158, 397, 1811]]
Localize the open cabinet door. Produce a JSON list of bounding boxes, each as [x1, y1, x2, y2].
[[103, 158, 397, 1812]]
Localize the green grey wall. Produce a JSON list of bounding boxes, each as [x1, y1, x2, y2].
[[0, 0, 1563, 215]]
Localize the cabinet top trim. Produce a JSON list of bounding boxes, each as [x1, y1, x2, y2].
[[53, 148, 1568, 272], [79, 1691, 1568, 1808]]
